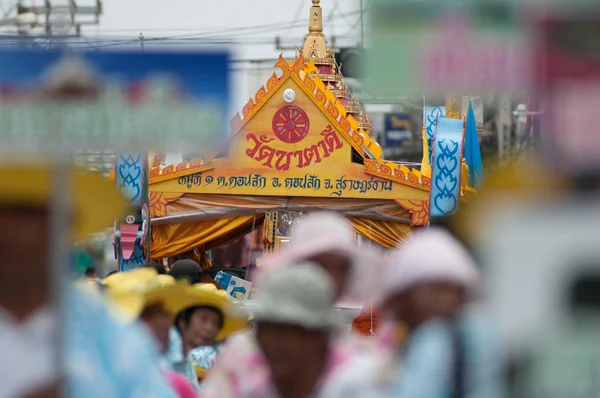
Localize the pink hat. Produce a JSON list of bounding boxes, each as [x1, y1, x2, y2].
[[377, 228, 480, 304], [256, 212, 382, 303]]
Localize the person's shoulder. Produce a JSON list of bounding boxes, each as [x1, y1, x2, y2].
[[321, 351, 385, 398]]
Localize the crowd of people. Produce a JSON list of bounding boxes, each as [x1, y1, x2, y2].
[[0, 164, 504, 397]]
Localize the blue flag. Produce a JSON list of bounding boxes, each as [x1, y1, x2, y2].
[[464, 101, 484, 189]]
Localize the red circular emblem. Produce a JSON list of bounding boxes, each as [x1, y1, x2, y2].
[[272, 106, 310, 144]]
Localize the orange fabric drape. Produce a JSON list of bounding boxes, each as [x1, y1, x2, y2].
[[348, 217, 412, 249], [151, 215, 262, 259]]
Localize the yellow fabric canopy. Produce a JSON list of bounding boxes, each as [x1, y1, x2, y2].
[[347, 217, 412, 249], [151, 214, 263, 260]]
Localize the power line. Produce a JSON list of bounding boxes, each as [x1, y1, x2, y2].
[[282, 0, 305, 38], [344, 0, 373, 38], [83, 9, 363, 39]]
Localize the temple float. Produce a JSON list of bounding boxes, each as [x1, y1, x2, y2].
[[113, 0, 482, 337]]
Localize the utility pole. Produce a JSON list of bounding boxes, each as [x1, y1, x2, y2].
[[0, 0, 102, 36], [139, 32, 144, 52], [497, 95, 512, 164], [360, 0, 364, 47]]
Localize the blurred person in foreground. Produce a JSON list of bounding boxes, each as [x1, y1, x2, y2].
[[322, 228, 505, 398], [202, 262, 351, 398], [260, 212, 379, 303], [167, 281, 247, 391], [143, 261, 168, 275], [106, 269, 198, 398], [169, 259, 203, 284], [258, 212, 387, 348], [0, 165, 176, 398], [83, 266, 100, 282]]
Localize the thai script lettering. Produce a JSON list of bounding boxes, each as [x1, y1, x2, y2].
[[331, 176, 393, 197], [178, 173, 202, 188], [178, 172, 267, 190], [245, 125, 343, 171], [284, 175, 321, 190], [176, 172, 393, 197]]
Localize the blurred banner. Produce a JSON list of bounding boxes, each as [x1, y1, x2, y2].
[[368, 0, 532, 95], [534, 12, 600, 174], [0, 49, 230, 154], [423, 106, 446, 165], [429, 117, 465, 217], [384, 113, 413, 147]]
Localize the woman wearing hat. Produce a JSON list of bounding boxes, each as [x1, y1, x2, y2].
[[165, 282, 248, 391], [203, 262, 353, 398], [322, 228, 505, 398], [106, 270, 198, 398], [259, 212, 380, 303], [262, 212, 388, 348]]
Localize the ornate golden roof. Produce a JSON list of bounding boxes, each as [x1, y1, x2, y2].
[[300, 0, 371, 131]]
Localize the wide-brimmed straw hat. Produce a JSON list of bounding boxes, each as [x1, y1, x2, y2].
[[377, 228, 480, 305], [259, 212, 381, 302], [0, 164, 128, 239], [165, 283, 249, 342], [106, 269, 181, 320], [249, 261, 341, 330]]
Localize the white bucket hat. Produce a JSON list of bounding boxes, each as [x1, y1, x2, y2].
[[248, 262, 340, 330], [258, 212, 381, 302], [377, 228, 480, 304]]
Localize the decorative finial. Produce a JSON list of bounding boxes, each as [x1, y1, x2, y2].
[[309, 0, 323, 33]]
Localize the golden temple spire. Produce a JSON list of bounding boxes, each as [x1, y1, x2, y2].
[[309, 0, 323, 33], [303, 0, 328, 60]]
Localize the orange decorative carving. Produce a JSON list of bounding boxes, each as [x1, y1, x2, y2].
[[338, 117, 351, 134], [291, 54, 306, 75], [364, 158, 378, 173], [302, 75, 316, 93], [275, 53, 290, 76], [149, 192, 185, 218], [326, 100, 339, 120], [422, 175, 431, 188], [151, 152, 165, 168], [162, 165, 174, 175], [266, 72, 280, 91], [242, 99, 256, 119], [189, 159, 202, 168], [396, 199, 430, 226], [380, 162, 393, 176], [394, 168, 406, 180], [314, 88, 327, 105], [407, 173, 419, 185], [175, 162, 188, 172], [350, 131, 365, 150], [149, 167, 160, 178], [255, 86, 268, 103]]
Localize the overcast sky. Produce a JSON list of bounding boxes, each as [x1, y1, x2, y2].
[[89, 0, 364, 110]]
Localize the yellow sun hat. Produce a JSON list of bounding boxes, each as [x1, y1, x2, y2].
[[165, 283, 249, 342], [0, 164, 128, 240], [105, 269, 181, 320], [102, 267, 158, 288]]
